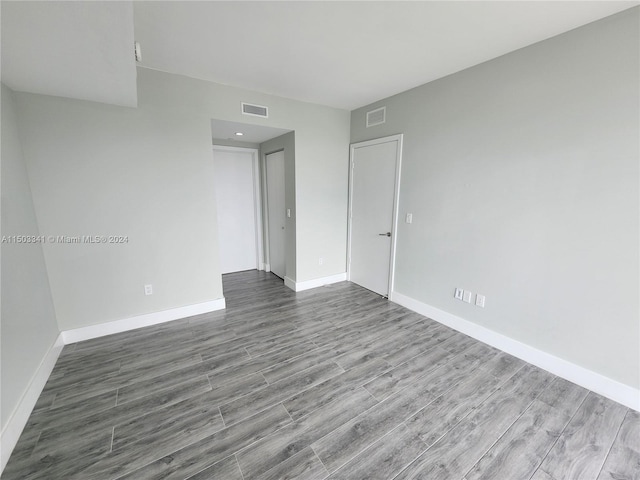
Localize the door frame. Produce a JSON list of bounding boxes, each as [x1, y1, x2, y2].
[[212, 145, 265, 271], [347, 134, 403, 297]]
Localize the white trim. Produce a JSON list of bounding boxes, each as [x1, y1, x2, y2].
[[284, 273, 347, 292], [212, 145, 264, 271], [61, 298, 226, 344], [391, 291, 640, 411], [347, 134, 403, 297], [284, 276, 296, 291], [1, 333, 64, 473]]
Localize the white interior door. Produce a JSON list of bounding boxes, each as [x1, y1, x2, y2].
[[213, 147, 261, 274], [348, 135, 402, 296], [266, 151, 286, 279]]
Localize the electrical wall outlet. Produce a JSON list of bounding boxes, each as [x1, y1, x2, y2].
[[144, 284, 153, 295], [463, 290, 472, 303], [475, 294, 485, 308], [318, 257, 324, 266], [405, 213, 413, 224], [454, 288, 464, 300]]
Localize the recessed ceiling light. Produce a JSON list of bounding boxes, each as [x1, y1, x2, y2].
[[235, 132, 244, 136]]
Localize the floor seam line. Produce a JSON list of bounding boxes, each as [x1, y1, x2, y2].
[[594, 406, 629, 480]]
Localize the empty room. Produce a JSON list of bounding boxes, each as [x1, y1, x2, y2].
[[1, 1, 638, 479]]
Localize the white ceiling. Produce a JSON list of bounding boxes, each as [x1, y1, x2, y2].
[[133, 1, 638, 111], [1, 1, 138, 107], [1, 1, 637, 111]]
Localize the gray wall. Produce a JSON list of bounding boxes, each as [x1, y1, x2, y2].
[[13, 67, 350, 331], [15, 87, 225, 331], [1, 84, 59, 430], [260, 132, 296, 280], [351, 9, 639, 389]]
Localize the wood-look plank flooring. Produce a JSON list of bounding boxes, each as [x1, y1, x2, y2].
[[3, 270, 639, 480]]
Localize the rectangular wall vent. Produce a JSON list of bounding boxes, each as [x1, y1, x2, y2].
[[242, 102, 269, 118], [366, 106, 386, 127]]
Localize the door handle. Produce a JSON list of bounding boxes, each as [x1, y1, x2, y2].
[[378, 232, 391, 237]]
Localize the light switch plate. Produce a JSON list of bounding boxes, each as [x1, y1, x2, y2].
[[463, 290, 472, 303], [454, 288, 464, 300]]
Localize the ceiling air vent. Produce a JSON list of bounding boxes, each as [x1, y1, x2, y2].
[[366, 106, 386, 127], [242, 102, 269, 118]]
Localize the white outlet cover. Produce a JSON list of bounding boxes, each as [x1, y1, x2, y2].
[[406, 213, 413, 224], [475, 294, 485, 308], [463, 290, 472, 303], [454, 288, 464, 300], [144, 284, 153, 295]]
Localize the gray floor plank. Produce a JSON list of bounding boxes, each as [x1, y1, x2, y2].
[[260, 344, 342, 384], [529, 468, 558, 480], [82, 403, 292, 480], [538, 392, 628, 480], [184, 455, 244, 480], [206, 371, 269, 405], [464, 398, 575, 480], [116, 371, 211, 405], [118, 350, 203, 378], [282, 357, 392, 421], [0, 430, 41, 479], [403, 365, 504, 448], [4, 270, 636, 480], [394, 365, 554, 480], [380, 324, 454, 367], [476, 350, 526, 382], [313, 346, 496, 474], [219, 361, 344, 425], [597, 409, 640, 480], [313, 378, 437, 473], [25, 390, 117, 432], [236, 387, 377, 478], [325, 423, 427, 480], [112, 391, 226, 451], [536, 377, 590, 416], [252, 447, 329, 480], [3, 428, 113, 480], [30, 390, 57, 413], [207, 341, 315, 386], [37, 373, 214, 441], [362, 346, 453, 401]]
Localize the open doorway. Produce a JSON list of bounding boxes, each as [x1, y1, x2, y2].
[[210, 119, 294, 281]]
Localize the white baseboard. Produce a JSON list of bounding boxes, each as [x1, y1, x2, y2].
[[284, 276, 296, 291], [285, 273, 347, 292], [61, 298, 226, 344], [391, 291, 640, 411], [1, 333, 64, 473]]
